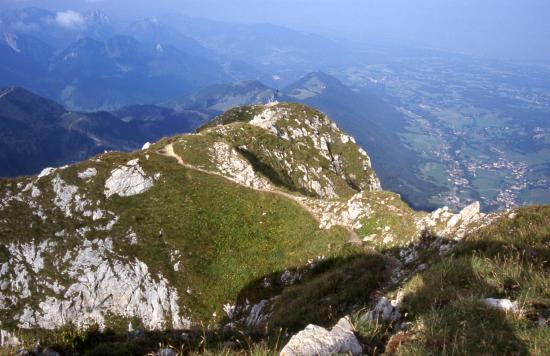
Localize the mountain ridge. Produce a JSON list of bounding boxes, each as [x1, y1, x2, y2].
[[0, 87, 212, 177], [0, 102, 547, 355]]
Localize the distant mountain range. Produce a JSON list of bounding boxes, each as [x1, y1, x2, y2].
[[161, 14, 354, 73], [0, 7, 351, 111], [0, 31, 229, 111], [171, 80, 284, 112]]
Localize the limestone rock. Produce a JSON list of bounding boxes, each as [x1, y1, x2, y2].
[[362, 296, 401, 323], [483, 298, 520, 313], [447, 202, 480, 228], [309, 192, 373, 230], [210, 142, 272, 190], [51, 175, 78, 217], [37, 167, 56, 179], [280, 317, 362, 356], [0, 329, 21, 347], [3, 238, 189, 331], [416, 201, 488, 241], [77, 168, 98, 180], [246, 299, 269, 328], [104, 159, 154, 198], [249, 106, 287, 135]]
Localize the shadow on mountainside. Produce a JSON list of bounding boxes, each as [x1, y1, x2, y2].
[[229, 252, 387, 334], [225, 237, 538, 355]]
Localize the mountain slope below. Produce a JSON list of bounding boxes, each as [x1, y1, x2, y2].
[[0, 102, 547, 355], [0, 102, 389, 335]]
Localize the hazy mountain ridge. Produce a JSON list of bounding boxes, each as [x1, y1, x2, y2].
[[0, 87, 212, 177], [0, 7, 353, 110], [171, 80, 284, 112]]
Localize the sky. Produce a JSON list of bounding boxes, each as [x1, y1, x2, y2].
[[2, 0, 550, 62]]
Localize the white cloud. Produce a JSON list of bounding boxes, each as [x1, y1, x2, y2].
[[55, 10, 86, 29]]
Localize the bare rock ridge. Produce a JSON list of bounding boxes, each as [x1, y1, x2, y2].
[[198, 103, 382, 197]]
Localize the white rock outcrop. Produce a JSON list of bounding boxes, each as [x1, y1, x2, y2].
[[0, 329, 20, 347], [483, 298, 520, 313], [78, 167, 98, 180], [309, 192, 373, 230], [416, 201, 486, 240], [246, 299, 269, 328], [447, 202, 481, 228], [104, 159, 154, 198], [1, 238, 189, 331], [51, 175, 79, 217], [280, 317, 362, 356], [210, 142, 272, 190], [362, 296, 402, 323], [249, 106, 288, 136], [38, 167, 56, 179]]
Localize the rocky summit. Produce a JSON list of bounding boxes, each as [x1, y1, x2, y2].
[[0, 102, 548, 355]]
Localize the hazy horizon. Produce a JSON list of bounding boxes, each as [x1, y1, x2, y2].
[[2, 0, 550, 63]]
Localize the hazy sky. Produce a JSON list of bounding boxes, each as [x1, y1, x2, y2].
[[3, 0, 550, 62]]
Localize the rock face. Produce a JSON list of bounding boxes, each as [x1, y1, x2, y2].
[[447, 202, 481, 229], [362, 296, 402, 323], [104, 159, 154, 198], [280, 317, 362, 356], [310, 192, 373, 230], [78, 167, 98, 180], [51, 175, 79, 217], [0, 329, 20, 348], [203, 103, 381, 198], [249, 104, 381, 195], [249, 104, 286, 134], [210, 142, 272, 190], [3, 238, 189, 331], [416, 201, 488, 240]]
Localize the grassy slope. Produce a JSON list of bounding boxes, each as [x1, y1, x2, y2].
[[0, 134, 389, 354], [354, 205, 550, 355], [0, 145, 358, 321]]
